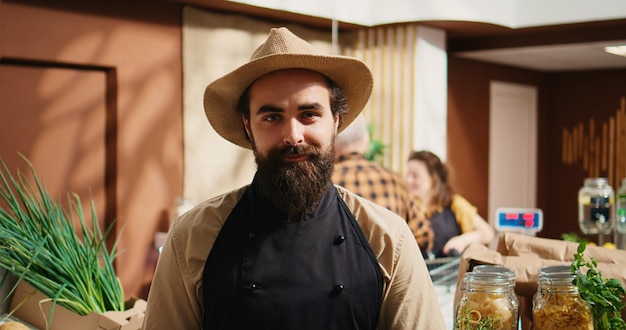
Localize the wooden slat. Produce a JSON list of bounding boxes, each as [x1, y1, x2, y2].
[[579, 123, 585, 163], [559, 97, 625, 184], [568, 126, 578, 165], [602, 122, 607, 172], [567, 130, 573, 165], [595, 137, 600, 177], [609, 116, 615, 186], [618, 98, 626, 185], [562, 128, 567, 164], [582, 136, 589, 171], [615, 109, 620, 185]]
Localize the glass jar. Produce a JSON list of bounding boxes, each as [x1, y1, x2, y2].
[[578, 177, 614, 235], [455, 272, 518, 330], [532, 269, 592, 330], [472, 265, 519, 314], [617, 178, 626, 234], [533, 265, 573, 307]]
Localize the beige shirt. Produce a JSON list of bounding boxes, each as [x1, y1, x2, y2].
[[143, 185, 446, 330]]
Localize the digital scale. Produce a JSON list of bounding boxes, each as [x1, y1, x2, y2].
[[495, 207, 543, 235]]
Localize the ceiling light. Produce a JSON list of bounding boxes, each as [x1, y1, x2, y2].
[[604, 45, 626, 57]]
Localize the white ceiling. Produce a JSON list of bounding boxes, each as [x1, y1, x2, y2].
[[454, 39, 626, 72], [183, 0, 626, 73]]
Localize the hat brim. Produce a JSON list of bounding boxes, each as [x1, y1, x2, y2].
[[204, 53, 373, 149]]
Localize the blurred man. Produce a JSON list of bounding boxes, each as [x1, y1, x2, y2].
[[333, 114, 434, 254]]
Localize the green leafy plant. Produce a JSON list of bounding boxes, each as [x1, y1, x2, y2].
[[570, 242, 626, 330], [0, 155, 124, 326], [455, 304, 502, 329], [561, 232, 590, 243], [365, 123, 385, 162]]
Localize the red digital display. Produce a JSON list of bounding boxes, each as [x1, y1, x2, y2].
[[496, 208, 543, 232]]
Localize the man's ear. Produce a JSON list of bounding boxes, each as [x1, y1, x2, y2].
[[334, 114, 341, 132], [242, 114, 252, 140]]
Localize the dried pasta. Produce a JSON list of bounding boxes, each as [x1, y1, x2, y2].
[[455, 291, 516, 329], [533, 291, 593, 330]]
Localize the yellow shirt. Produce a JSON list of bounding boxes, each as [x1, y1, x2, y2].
[[417, 194, 477, 234], [450, 194, 477, 234], [143, 185, 446, 330]]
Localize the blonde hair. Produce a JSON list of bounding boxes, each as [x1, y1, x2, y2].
[[335, 114, 369, 154]]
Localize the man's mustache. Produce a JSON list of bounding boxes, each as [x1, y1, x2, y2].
[[281, 146, 309, 156]]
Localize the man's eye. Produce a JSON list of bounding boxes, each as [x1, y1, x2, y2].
[[302, 112, 319, 119], [264, 114, 280, 122]]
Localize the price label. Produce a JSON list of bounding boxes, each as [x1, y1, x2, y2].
[[495, 207, 543, 233]]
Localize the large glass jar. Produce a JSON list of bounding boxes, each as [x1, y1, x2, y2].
[[472, 265, 519, 317], [455, 272, 518, 330], [533, 265, 574, 307], [578, 177, 614, 235], [617, 178, 626, 234], [532, 270, 592, 330]]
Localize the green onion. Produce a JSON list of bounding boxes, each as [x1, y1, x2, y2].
[[0, 154, 124, 319]]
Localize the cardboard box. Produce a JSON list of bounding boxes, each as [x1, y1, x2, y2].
[[0, 313, 39, 329], [0, 269, 18, 314], [9, 281, 145, 330], [454, 233, 626, 330]]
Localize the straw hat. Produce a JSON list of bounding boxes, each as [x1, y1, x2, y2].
[[203, 27, 373, 149]]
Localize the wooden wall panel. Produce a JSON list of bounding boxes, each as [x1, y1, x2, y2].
[[547, 71, 626, 241], [447, 57, 548, 230], [0, 63, 107, 228], [0, 0, 183, 298], [448, 56, 626, 242]]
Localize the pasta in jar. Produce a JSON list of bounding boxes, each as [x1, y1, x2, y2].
[[455, 272, 518, 330], [473, 265, 520, 327], [532, 272, 593, 330]]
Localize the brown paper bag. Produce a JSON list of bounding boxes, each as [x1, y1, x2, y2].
[[454, 232, 626, 330]]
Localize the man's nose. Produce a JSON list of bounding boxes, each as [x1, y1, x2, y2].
[[283, 119, 304, 146]]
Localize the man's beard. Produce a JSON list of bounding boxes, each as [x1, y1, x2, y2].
[[253, 141, 335, 216]]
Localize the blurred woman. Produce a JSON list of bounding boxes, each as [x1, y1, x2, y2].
[[406, 150, 494, 258]]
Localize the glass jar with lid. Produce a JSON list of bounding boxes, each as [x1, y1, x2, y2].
[[533, 265, 574, 306], [532, 267, 592, 330], [578, 177, 614, 235], [617, 178, 626, 234], [455, 272, 518, 330], [472, 265, 519, 315]]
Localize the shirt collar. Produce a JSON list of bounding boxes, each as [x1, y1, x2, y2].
[[337, 152, 367, 163]]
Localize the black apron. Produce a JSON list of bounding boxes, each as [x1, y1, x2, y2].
[[430, 207, 461, 258], [202, 182, 383, 330]]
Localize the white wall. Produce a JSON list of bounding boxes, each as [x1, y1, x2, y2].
[[412, 25, 448, 162]]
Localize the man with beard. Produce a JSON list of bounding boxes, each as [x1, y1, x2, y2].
[[143, 27, 446, 330]]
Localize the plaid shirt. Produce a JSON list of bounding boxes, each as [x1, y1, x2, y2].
[[332, 153, 433, 252]]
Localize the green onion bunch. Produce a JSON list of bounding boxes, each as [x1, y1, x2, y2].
[[0, 155, 125, 317]]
